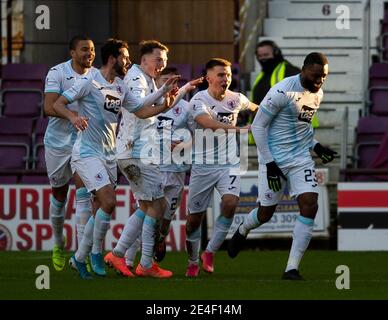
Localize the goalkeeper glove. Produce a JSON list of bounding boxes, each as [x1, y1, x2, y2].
[[266, 161, 287, 192], [314, 143, 337, 164]]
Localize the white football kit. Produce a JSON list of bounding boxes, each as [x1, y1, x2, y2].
[[252, 74, 323, 205], [44, 60, 97, 187], [187, 89, 250, 214], [62, 70, 142, 192]]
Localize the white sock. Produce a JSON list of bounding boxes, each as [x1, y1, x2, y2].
[[113, 208, 145, 257], [50, 195, 66, 247], [206, 215, 233, 253], [140, 215, 157, 269], [91, 208, 111, 255], [75, 215, 94, 262], [125, 236, 141, 267], [239, 208, 261, 236], [75, 187, 92, 248], [186, 227, 201, 264], [285, 215, 314, 272]]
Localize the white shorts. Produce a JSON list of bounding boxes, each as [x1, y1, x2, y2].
[[71, 156, 117, 193], [45, 147, 74, 188], [188, 166, 241, 214], [258, 160, 318, 206], [118, 158, 164, 201], [161, 171, 186, 220]]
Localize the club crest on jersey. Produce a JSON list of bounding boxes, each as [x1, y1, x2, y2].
[[226, 100, 237, 110], [95, 173, 103, 182], [172, 106, 182, 116], [116, 86, 123, 96], [104, 94, 122, 114], [298, 105, 315, 123], [217, 112, 234, 124]]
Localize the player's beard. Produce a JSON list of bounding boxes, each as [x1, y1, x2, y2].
[[114, 61, 127, 77], [76, 56, 93, 69]]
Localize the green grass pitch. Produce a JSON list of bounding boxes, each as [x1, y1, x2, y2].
[[1, 250, 388, 300]]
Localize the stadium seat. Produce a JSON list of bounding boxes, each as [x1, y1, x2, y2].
[[356, 116, 388, 143], [34, 117, 48, 144], [369, 87, 388, 115], [20, 174, 49, 185], [32, 142, 46, 170], [0, 117, 34, 144], [369, 63, 388, 87], [0, 175, 18, 184], [0, 64, 48, 118], [0, 143, 30, 170], [354, 142, 380, 168]]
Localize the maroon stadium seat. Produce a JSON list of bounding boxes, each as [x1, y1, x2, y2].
[[369, 87, 388, 115], [0, 175, 18, 184], [0, 64, 48, 118], [0, 117, 34, 144], [369, 63, 388, 87], [20, 174, 49, 185], [0, 143, 30, 169], [356, 116, 388, 143]]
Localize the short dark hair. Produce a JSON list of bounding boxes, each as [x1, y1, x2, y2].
[[139, 40, 169, 57], [205, 58, 231, 71], [69, 35, 92, 51], [303, 52, 328, 68], [160, 67, 179, 76], [100, 38, 129, 65], [256, 40, 283, 59]]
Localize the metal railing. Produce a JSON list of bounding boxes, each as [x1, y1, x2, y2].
[[362, 0, 371, 116]]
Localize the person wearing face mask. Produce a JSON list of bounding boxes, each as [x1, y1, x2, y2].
[[251, 40, 300, 106], [245, 40, 318, 144]]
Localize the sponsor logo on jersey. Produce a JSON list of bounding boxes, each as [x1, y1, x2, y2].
[[217, 112, 234, 125], [66, 76, 74, 81], [298, 105, 316, 123], [157, 116, 174, 129], [104, 94, 122, 114]]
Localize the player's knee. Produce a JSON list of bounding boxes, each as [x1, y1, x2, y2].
[[299, 199, 318, 217], [52, 185, 69, 202], [101, 195, 116, 213], [258, 206, 276, 223], [221, 196, 239, 216], [186, 215, 202, 234]]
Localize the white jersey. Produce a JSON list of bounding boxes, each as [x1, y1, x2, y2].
[[257, 74, 323, 167], [44, 60, 97, 151], [62, 70, 142, 162], [157, 100, 191, 172], [116, 64, 162, 162], [189, 89, 250, 167]]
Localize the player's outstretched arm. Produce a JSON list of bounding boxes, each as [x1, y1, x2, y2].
[[168, 77, 204, 109], [195, 113, 249, 132], [134, 94, 174, 119]]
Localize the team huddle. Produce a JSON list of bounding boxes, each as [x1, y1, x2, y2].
[[44, 35, 336, 281]]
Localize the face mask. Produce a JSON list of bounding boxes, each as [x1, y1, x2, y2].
[[258, 58, 278, 73]]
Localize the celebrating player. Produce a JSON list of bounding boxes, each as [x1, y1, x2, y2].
[[53, 38, 178, 279], [228, 52, 336, 280], [185, 58, 258, 277], [44, 35, 96, 271]]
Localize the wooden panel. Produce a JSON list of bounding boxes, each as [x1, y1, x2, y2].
[[114, 0, 236, 66], [191, 0, 234, 42]]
